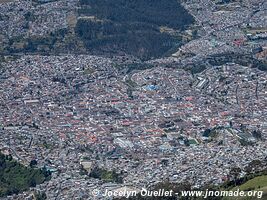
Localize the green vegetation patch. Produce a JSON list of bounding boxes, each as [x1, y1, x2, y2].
[[0, 153, 51, 197], [79, 0, 194, 30], [207, 53, 267, 72], [89, 166, 123, 183], [223, 175, 267, 200], [188, 138, 198, 145], [233, 175, 267, 191], [76, 0, 194, 60], [84, 67, 95, 75]]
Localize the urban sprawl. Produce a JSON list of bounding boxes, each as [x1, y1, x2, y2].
[[0, 0, 266, 199]]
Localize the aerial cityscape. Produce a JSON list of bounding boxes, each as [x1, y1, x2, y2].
[[0, 0, 266, 199]]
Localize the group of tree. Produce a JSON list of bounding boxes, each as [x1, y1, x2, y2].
[[89, 166, 123, 183], [79, 0, 194, 30], [0, 153, 51, 197], [207, 53, 267, 72], [76, 0, 194, 60]]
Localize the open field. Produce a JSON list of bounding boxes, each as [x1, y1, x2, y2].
[[236, 175, 267, 191], [224, 176, 267, 200]]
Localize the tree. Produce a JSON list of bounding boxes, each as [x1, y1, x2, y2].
[[252, 130, 262, 140], [229, 167, 241, 186], [30, 159, 38, 168], [34, 191, 47, 200], [0, 153, 51, 197]]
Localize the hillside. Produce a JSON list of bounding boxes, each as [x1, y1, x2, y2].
[[0, 153, 51, 197], [0, 0, 195, 60], [76, 0, 195, 60], [226, 176, 267, 200]]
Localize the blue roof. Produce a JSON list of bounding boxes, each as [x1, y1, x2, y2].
[[146, 85, 159, 91]]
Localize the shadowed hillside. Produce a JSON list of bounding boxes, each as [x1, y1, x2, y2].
[[76, 0, 195, 60]]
